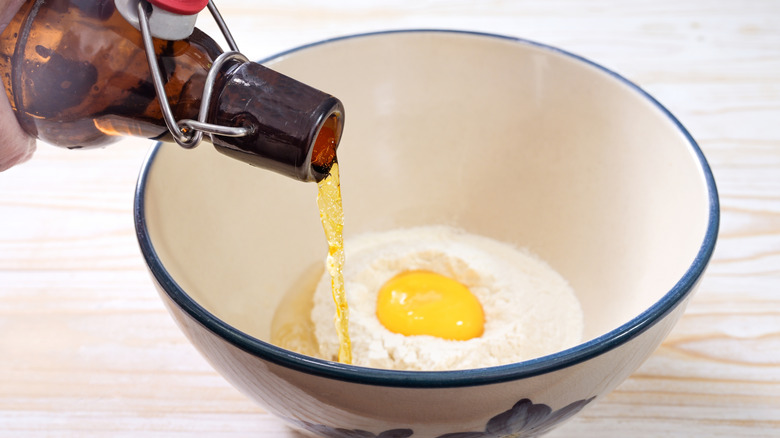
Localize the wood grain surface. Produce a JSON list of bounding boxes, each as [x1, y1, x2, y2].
[[1, 0, 778, 436]]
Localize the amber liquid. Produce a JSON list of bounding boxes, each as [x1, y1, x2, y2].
[[316, 162, 352, 364]]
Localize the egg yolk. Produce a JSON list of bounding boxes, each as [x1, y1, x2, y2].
[[376, 270, 485, 341]]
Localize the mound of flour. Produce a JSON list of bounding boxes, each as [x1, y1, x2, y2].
[[311, 226, 583, 371]]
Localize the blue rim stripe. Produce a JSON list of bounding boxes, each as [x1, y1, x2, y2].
[[134, 29, 719, 388]]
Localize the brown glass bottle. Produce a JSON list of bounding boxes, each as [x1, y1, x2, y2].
[[0, 0, 343, 181]]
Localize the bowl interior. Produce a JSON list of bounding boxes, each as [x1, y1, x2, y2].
[[141, 31, 712, 359]]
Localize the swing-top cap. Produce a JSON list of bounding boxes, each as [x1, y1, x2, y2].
[[115, 0, 206, 40]]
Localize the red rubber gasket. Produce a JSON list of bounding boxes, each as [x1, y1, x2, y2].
[[148, 0, 209, 15]]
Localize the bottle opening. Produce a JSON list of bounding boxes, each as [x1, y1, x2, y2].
[[310, 112, 342, 180]]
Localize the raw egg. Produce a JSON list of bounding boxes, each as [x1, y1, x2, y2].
[[376, 270, 485, 341]]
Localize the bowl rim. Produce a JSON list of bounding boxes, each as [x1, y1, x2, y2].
[[134, 29, 720, 388]]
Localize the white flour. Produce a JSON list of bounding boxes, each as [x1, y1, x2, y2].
[[311, 226, 583, 371]]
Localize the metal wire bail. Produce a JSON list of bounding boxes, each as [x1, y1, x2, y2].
[[137, 0, 251, 149]]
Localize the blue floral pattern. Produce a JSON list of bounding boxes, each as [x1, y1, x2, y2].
[[289, 419, 413, 438], [287, 396, 594, 438], [435, 396, 596, 438]]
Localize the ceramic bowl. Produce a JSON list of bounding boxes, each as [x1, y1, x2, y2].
[[135, 30, 718, 437]]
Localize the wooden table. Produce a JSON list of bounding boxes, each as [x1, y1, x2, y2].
[[1, 0, 778, 436]]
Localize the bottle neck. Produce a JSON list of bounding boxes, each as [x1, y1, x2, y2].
[[209, 60, 344, 182]]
